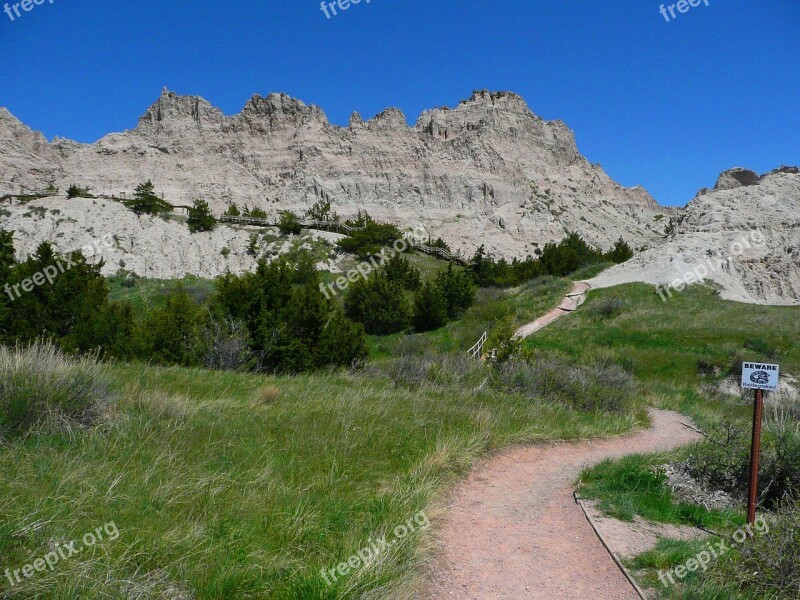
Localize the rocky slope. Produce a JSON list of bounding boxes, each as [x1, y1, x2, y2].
[[588, 167, 800, 305], [0, 89, 668, 258]]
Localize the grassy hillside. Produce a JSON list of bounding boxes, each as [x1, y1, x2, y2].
[[0, 359, 635, 599]]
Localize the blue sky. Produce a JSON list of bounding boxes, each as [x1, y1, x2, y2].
[[0, 0, 797, 206]]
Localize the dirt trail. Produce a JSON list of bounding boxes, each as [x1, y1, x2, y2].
[[515, 281, 591, 339], [423, 409, 702, 599]]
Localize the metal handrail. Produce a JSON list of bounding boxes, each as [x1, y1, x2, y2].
[[467, 331, 488, 360]]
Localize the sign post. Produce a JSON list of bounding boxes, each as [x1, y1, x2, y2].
[[741, 362, 780, 524]]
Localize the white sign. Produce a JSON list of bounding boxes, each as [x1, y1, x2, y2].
[[741, 362, 780, 391]]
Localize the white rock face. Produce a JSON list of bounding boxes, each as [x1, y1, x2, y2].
[[1, 91, 798, 306], [588, 168, 800, 305], [0, 89, 667, 259], [0, 197, 345, 279]]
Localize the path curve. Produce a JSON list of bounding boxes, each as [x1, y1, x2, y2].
[[515, 281, 591, 339], [422, 409, 702, 599]]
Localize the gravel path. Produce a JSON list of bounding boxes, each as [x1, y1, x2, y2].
[[514, 281, 591, 339], [422, 409, 702, 599]]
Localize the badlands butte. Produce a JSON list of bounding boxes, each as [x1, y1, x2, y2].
[[0, 89, 798, 305]]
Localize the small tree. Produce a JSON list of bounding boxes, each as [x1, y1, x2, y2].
[[278, 211, 302, 235], [306, 198, 337, 222], [344, 272, 411, 335], [314, 310, 368, 368], [66, 184, 93, 199], [604, 238, 634, 264], [224, 204, 241, 217], [383, 254, 421, 291], [436, 264, 476, 319], [187, 199, 216, 233], [124, 181, 172, 216], [413, 282, 449, 332]]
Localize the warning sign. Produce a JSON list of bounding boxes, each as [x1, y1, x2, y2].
[[741, 362, 780, 391]]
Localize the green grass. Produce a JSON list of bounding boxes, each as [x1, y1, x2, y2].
[[577, 453, 740, 529], [0, 361, 637, 598], [107, 275, 216, 314]]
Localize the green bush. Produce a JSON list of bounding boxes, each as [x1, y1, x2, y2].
[[436, 264, 476, 319], [384, 254, 421, 291], [314, 310, 368, 368], [344, 272, 411, 335], [123, 181, 172, 216], [224, 203, 241, 217], [278, 211, 302, 235], [66, 184, 94, 199], [337, 220, 404, 259], [494, 353, 638, 413], [187, 198, 216, 233], [586, 296, 626, 320], [0, 342, 110, 440], [413, 282, 449, 332], [604, 238, 634, 263]]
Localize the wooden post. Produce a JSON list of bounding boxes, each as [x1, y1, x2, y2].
[[747, 388, 764, 524]]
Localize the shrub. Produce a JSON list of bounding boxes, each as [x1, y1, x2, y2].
[[604, 238, 634, 264], [0, 342, 110, 440], [314, 310, 368, 368], [337, 220, 404, 259], [193, 317, 253, 371], [123, 181, 172, 216], [133, 287, 204, 366], [384, 254, 421, 291], [413, 282, 449, 332], [344, 272, 411, 335], [306, 199, 337, 222], [494, 354, 638, 413], [278, 211, 302, 235], [485, 314, 521, 363], [187, 198, 216, 233], [586, 296, 626, 320], [66, 184, 94, 199], [436, 264, 476, 318], [686, 403, 800, 509], [716, 497, 800, 598], [224, 204, 241, 217], [243, 205, 268, 219]]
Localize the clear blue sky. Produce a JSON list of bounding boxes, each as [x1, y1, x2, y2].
[[1, 0, 797, 206]]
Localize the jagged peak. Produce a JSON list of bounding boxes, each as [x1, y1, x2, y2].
[[459, 89, 532, 112], [713, 167, 761, 191], [138, 89, 222, 127], [366, 107, 408, 130], [242, 93, 328, 124]]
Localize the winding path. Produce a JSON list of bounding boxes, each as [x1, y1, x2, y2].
[[423, 409, 702, 599], [515, 281, 591, 339]]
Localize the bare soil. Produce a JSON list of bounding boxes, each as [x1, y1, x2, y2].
[[421, 409, 702, 599]]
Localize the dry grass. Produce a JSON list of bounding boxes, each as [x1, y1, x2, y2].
[[250, 384, 282, 408]]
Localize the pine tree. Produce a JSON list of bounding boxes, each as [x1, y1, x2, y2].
[[413, 281, 449, 332], [124, 181, 172, 216], [187, 199, 216, 233]]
